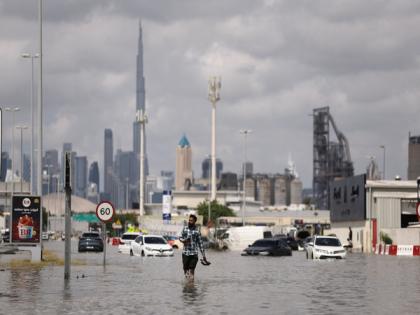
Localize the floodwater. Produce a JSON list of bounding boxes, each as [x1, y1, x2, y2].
[[1, 241, 420, 315]]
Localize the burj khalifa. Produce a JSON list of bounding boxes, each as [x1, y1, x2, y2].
[[133, 21, 149, 184]]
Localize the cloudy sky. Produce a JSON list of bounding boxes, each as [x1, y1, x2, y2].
[[1, 0, 420, 188]]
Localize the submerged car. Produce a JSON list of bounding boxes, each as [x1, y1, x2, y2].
[[78, 232, 103, 252], [273, 234, 299, 250], [305, 235, 346, 259], [118, 232, 142, 254], [163, 235, 183, 249], [130, 235, 174, 257], [242, 238, 292, 256]]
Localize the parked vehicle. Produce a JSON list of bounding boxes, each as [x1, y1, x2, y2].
[[273, 234, 299, 250], [221, 226, 273, 251], [242, 238, 292, 256], [118, 232, 142, 254], [42, 232, 49, 241], [163, 235, 183, 249], [305, 235, 346, 259], [78, 232, 104, 252], [130, 235, 174, 257]]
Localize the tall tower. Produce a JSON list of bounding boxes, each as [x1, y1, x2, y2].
[[408, 133, 420, 180], [175, 135, 193, 190], [133, 21, 149, 183], [104, 129, 113, 199]]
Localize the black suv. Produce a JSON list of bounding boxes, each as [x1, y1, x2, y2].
[[242, 238, 292, 256], [78, 232, 104, 252]]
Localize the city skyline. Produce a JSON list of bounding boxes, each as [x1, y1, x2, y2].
[[1, 2, 420, 188]]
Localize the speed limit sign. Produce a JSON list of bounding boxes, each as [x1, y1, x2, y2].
[[96, 201, 115, 222]]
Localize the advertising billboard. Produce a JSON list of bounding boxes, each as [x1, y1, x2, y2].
[[11, 196, 41, 243], [330, 174, 366, 222], [162, 190, 172, 222]]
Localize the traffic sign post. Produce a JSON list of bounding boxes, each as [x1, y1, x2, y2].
[[417, 178, 420, 222], [96, 201, 115, 266]]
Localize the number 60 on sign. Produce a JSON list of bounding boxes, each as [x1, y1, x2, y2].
[[96, 201, 115, 222]]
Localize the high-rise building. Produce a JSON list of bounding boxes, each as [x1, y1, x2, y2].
[[88, 161, 100, 190], [202, 157, 223, 179], [75, 156, 88, 198], [104, 129, 113, 199], [114, 150, 137, 208], [175, 135, 193, 190], [1, 152, 10, 181], [44, 149, 59, 174], [23, 154, 31, 183], [408, 134, 420, 180], [133, 21, 149, 187]]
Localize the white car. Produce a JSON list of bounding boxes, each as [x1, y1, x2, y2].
[[118, 232, 142, 254], [130, 235, 174, 257], [306, 235, 346, 259]]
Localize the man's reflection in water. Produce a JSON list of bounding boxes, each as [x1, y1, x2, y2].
[[182, 280, 207, 307]]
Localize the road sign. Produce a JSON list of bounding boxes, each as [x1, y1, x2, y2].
[[96, 201, 115, 223]]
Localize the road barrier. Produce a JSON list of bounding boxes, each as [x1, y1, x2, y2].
[[374, 244, 420, 256]]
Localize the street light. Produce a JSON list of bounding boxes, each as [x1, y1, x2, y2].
[[208, 76, 221, 201], [16, 125, 28, 192], [380, 145, 386, 179], [4, 107, 21, 194], [240, 129, 252, 226], [21, 53, 39, 194]]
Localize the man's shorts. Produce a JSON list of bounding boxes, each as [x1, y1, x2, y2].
[[182, 254, 198, 271]]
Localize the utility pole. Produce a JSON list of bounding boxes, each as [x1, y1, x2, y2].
[[208, 77, 221, 201], [16, 125, 28, 192], [38, 0, 44, 255], [64, 152, 72, 280], [240, 129, 252, 226]]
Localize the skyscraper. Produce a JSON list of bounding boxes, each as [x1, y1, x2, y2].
[[88, 161, 100, 190], [202, 157, 223, 179], [133, 21, 149, 185], [75, 156, 88, 198], [104, 129, 113, 199], [175, 135, 193, 190]]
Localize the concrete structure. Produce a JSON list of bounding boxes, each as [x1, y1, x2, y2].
[[244, 177, 256, 201], [220, 172, 238, 191], [257, 177, 271, 206], [408, 134, 420, 180], [274, 176, 287, 206], [175, 135, 193, 190], [290, 178, 303, 205]]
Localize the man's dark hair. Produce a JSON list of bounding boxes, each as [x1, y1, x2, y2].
[[189, 214, 197, 222]]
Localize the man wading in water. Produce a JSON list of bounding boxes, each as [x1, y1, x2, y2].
[[179, 214, 208, 281]]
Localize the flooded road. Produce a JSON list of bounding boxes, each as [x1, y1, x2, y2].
[[1, 241, 420, 314]]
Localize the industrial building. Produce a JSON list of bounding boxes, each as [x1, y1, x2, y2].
[[329, 175, 420, 253], [313, 107, 354, 210]]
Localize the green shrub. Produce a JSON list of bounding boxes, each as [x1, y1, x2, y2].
[[380, 232, 393, 245]]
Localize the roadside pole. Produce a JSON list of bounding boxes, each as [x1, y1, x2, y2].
[[102, 222, 106, 266], [64, 152, 72, 280], [96, 201, 115, 268]]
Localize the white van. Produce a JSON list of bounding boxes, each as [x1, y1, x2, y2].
[[222, 226, 273, 251]]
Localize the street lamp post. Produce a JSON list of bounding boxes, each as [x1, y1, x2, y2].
[[21, 53, 39, 195], [16, 125, 28, 192], [208, 77, 221, 201], [5, 107, 21, 195], [136, 109, 148, 217], [380, 145, 386, 179], [240, 129, 252, 226]]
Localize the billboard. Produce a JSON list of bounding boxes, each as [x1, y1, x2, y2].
[[162, 190, 172, 222], [11, 196, 41, 243], [330, 174, 366, 222]]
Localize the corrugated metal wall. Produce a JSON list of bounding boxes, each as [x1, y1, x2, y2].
[[376, 198, 401, 229]]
